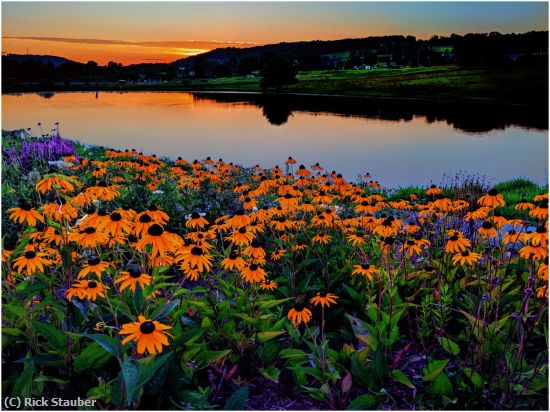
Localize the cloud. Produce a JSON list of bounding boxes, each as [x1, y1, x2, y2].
[[3, 36, 260, 50]]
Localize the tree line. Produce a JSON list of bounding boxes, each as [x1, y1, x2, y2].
[[2, 31, 547, 85]]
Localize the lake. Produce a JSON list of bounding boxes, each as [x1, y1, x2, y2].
[[2, 91, 548, 188]]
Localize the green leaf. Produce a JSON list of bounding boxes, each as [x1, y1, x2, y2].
[[152, 299, 180, 320], [428, 372, 453, 396], [347, 394, 377, 410], [438, 336, 460, 356], [30, 320, 65, 348], [390, 369, 415, 389], [34, 375, 68, 388], [259, 367, 280, 383], [73, 342, 113, 373], [13, 357, 35, 398], [257, 298, 290, 310], [5, 303, 27, 321], [279, 348, 307, 361], [223, 384, 248, 410], [137, 352, 171, 387], [257, 330, 285, 342], [462, 367, 483, 389], [81, 334, 121, 358], [121, 358, 140, 406], [423, 359, 449, 382], [195, 350, 231, 368]]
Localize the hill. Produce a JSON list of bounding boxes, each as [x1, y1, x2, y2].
[[3, 53, 75, 68]]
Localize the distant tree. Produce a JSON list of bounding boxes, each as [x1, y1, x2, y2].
[[237, 56, 259, 75], [166, 64, 177, 80], [213, 64, 231, 78], [260, 54, 296, 89], [299, 55, 323, 71]]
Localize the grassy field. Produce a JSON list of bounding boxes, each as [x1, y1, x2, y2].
[[6, 65, 548, 106], [136, 65, 547, 106]]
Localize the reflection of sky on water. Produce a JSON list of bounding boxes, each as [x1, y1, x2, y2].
[[2, 92, 548, 188]]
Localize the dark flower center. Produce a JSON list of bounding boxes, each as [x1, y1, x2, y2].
[[251, 240, 261, 248], [235, 210, 245, 216], [19, 201, 32, 211], [508, 230, 517, 235], [449, 235, 459, 241], [88, 281, 98, 288], [482, 221, 493, 230], [382, 219, 392, 227], [384, 237, 395, 245], [294, 303, 304, 311], [361, 200, 368, 206], [244, 197, 251, 203], [84, 227, 96, 234], [139, 214, 152, 223], [238, 227, 247, 234], [488, 189, 499, 196], [128, 234, 138, 243], [191, 247, 203, 256], [98, 210, 108, 217], [140, 321, 156, 334], [536, 226, 546, 234], [319, 292, 327, 298], [24, 251, 36, 259], [97, 181, 108, 187], [110, 212, 122, 221], [88, 257, 100, 265], [425, 265, 435, 272], [129, 268, 141, 278], [147, 224, 164, 236], [229, 252, 237, 260], [191, 212, 200, 219], [284, 193, 292, 199], [148, 205, 158, 212], [249, 264, 258, 271], [407, 240, 415, 246], [461, 251, 470, 256]]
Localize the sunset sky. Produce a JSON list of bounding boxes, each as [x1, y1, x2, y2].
[[2, 1, 548, 65]]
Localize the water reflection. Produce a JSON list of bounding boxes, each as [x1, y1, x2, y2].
[[193, 92, 548, 132], [2, 91, 547, 187]]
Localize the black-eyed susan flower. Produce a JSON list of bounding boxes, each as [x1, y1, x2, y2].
[[260, 279, 278, 291], [71, 226, 108, 248], [115, 268, 152, 292], [243, 240, 266, 260], [101, 211, 133, 236], [227, 227, 255, 246], [240, 263, 267, 283], [515, 198, 535, 211], [137, 224, 176, 258], [519, 243, 548, 261], [35, 175, 75, 194], [66, 279, 107, 301], [226, 210, 250, 229], [478, 221, 498, 239], [178, 245, 213, 272], [271, 249, 286, 261], [310, 292, 339, 308], [503, 229, 522, 245], [478, 189, 505, 209], [426, 185, 443, 196], [186, 212, 209, 230], [7, 202, 44, 226], [524, 226, 548, 247], [119, 315, 172, 355], [287, 303, 312, 326], [452, 251, 482, 266], [530, 199, 549, 220], [312, 233, 332, 245], [13, 250, 52, 275], [347, 232, 367, 247], [78, 256, 110, 278], [351, 263, 378, 281], [220, 251, 245, 271], [445, 231, 471, 253]]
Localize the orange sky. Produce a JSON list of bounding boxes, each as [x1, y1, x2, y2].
[[2, 2, 547, 65]]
